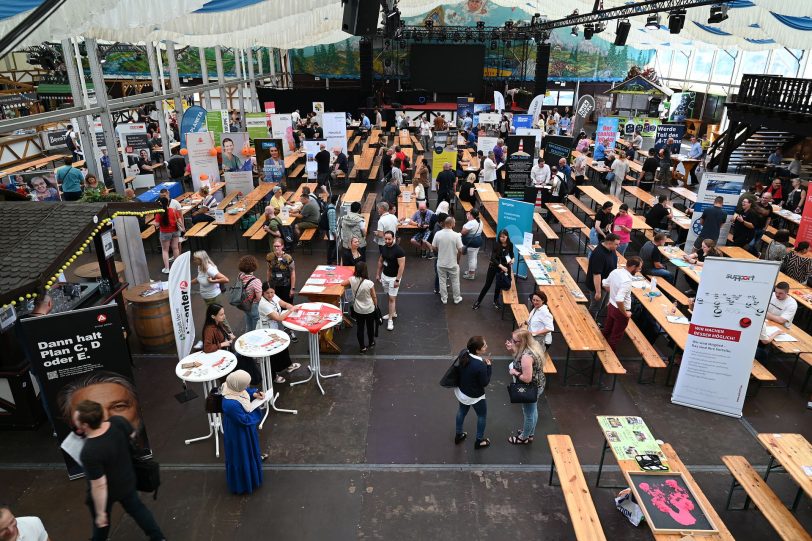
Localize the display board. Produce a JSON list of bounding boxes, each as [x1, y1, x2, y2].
[[796, 190, 812, 244], [431, 149, 457, 181], [220, 132, 252, 173], [303, 140, 322, 180], [245, 112, 269, 142], [322, 112, 348, 156], [496, 198, 534, 276], [595, 117, 619, 150], [684, 172, 743, 248], [655, 124, 686, 154], [269, 113, 296, 156], [627, 472, 717, 534], [614, 116, 660, 139], [205, 110, 228, 143], [186, 132, 221, 190], [504, 135, 532, 200], [116, 122, 154, 189], [597, 416, 667, 464], [410, 45, 485, 94], [255, 138, 286, 183], [542, 135, 573, 168]]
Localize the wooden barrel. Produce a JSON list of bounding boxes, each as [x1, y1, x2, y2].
[[123, 284, 175, 351]]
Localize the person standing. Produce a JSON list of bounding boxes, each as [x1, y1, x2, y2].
[[601, 256, 642, 352], [611, 204, 633, 255], [436, 162, 456, 205], [375, 202, 399, 249], [657, 144, 672, 187], [640, 148, 659, 192], [55, 158, 84, 201], [461, 209, 484, 280], [419, 117, 432, 153], [155, 195, 184, 274], [432, 216, 464, 305], [687, 136, 703, 186], [237, 256, 262, 332], [630, 130, 643, 161], [339, 201, 367, 262], [482, 151, 497, 186], [693, 196, 728, 249], [505, 329, 546, 444], [473, 228, 514, 310], [74, 400, 165, 541], [192, 250, 230, 310], [608, 151, 629, 198], [220, 370, 266, 495], [0, 504, 50, 541], [342, 262, 378, 353], [587, 234, 619, 318], [315, 143, 331, 190], [266, 239, 296, 305], [453, 336, 492, 450], [257, 282, 301, 380], [376, 231, 405, 331]]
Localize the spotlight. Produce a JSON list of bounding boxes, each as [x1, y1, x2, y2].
[[465, 30, 473, 40], [584, 23, 594, 40], [571, 26, 579, 37], [504, 20, 513, 29], [708, 4, 729, 24], [614, 19, 631, 46], [645, 13, 661, 29], [594, 22, 606, 34], [668, 9, 686, 34], [490, 40, 497, 50]]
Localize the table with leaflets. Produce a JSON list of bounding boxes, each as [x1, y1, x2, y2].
[[234, 328, 296, 425], [298, 265, 355, 353], [283, 302, 343, 394]]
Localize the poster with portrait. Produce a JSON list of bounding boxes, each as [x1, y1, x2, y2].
[[269, 114, 296, 156], [312, 101, 325, 126], [116, 122, 154, 189], [219, 132, 253, 173], [255, 138, 286, 184], [626, 472, 717, 534], [16, 171, 61, 201], [21, 303, 150, 478], [186, 132, 221, 191]]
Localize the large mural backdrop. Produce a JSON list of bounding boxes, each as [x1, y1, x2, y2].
[[290, 1, 654, 82]]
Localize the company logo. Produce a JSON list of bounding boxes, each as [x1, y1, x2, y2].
[[97, 314, 107, 323], [725, 274, 755, 282], [180, 280, 189, 288]]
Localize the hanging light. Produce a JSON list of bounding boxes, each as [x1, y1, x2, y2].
[[645, 13, 661, 29], [708, 4, 729, 24], [571, 26, 579, 37]]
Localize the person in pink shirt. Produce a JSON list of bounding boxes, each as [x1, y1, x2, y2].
[[611, 203, 634, 255]]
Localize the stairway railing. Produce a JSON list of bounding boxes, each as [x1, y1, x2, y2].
[[737, 75, 812, 115]]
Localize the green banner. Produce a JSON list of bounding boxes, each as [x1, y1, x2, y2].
[[205, 110, 228, 145], [245, 113, 269, 143]]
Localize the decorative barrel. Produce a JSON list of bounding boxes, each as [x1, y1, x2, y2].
[[123, 283, 174, 351]]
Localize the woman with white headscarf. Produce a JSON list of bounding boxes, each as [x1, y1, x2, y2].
[[221, 370, 267, 494]]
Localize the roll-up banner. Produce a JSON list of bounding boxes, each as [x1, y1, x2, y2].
[[269, 113, 296, 157], [496, 197, 534, 278], [245, 112, 269, 142], [457, 97, 474, 126], [477, 136, 498, 155], [796, 191, 812, 244], [512, 114, 533, 130], [595, 117, 619, 150], [206, 110, 228, 144], [656, 124, 685, 155], [20, 304, 150, 478], [571, 95, 595, 138], [431, 149, 457, 181], [186, 132, 221, 191], [504, 135, 532, 200], [116, 123, 154, 189], [672, 257, 780, 418], [685, 172, 743, 249], [303, 140, 322, 180], [179, 105, 208, 149], [168, 251, 195, 361], [322, 112, 348, 156]]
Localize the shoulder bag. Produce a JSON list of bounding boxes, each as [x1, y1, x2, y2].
[[440, 350, 467, 388]]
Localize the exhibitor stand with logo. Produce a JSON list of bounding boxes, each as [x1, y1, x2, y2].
[[20, 304, 150, 478], [671, 257, 780, 418]]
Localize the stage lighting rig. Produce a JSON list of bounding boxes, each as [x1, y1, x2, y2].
[[583, 23, 594, 40], [668, 8, 686, 34], [645, 13, 661, 29], [708, 3, 728, 24]]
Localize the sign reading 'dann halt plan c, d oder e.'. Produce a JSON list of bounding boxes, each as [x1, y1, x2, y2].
[[672, 257, 780, 418]]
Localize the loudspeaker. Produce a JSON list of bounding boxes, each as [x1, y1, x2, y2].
[[648, 97, 661, 117], [359, 39, 373, 93], [614, 20, 631, 46], [342, 0, 380, 36], [534, 43, 551, 96]]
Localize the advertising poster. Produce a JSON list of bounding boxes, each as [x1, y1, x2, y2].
[[269, 113, 296, 156], [477, 112, 501, 129], [672, 257, 780, 417], [264, 101, 276, 127], [205, 110, 229, 144], [515, 128, 542, 151], [668, 92, 696, 122], [615, 116, 660, 139], [116, 122, 154, 189], [431, 149, 457, 181], [312, 101, 325, 126], [179, 105, 208, 149], [795, 191, 812, 244], [477, 136, 498, 155], [571, 95, 596, 137], [220, 132, 253, 173], [656, 124, 686, 154], [597, 416, 667, 463], [595, 117, 619, 150], [255, 138, 286, 183], [542, 135, 574, 168], [496, 197, 534, 275], [472, 103, 491, 128], [504, 135, 532, 200], [685, 172, 743, 249], [303, 140, 322, 180], [224, 171, 254, 196], [543, 92, 559, 106], [21, 304, 150, 478], [456, 97, 474, 126], [322, 112, 348, 156], [245, 112, 269, 142], [18, 171, 61, 202], [168, 251, 195, 362], [186, 132, 221, 191], [512, 114, 534, 130]]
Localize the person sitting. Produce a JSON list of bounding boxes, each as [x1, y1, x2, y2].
[[458, 173, 477, 205], [783, 177, 806, 214], [202, 303, 235, 353], [291, 192, 320, 237], [191, 186, 217, 223], [408, 203, 434, 257], [767, 146, 783, 167], [683, 238, 722, 266], [762, 177, 784, 204], [766, 281, 797, 329], [645, 195, 672, 231], [781, 241, 812, 285], [639, 232, 673, 282], [763, 229, 791, 261]]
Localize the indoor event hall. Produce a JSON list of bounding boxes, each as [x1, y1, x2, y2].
[[0, 0, 811, 539]]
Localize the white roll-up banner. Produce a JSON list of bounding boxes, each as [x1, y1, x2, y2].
[[672, 257, 780, 417], [493, 91, 505, 113], [168, 251, 195, 361], [684, 172, 743, 249], [322, 112, 348, 156]]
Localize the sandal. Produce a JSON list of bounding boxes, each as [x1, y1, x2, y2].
[[286, 363, 301, 373], [515, 429, 534, 442], [274, 375, 286, 384], [260, 453, 269, 462], [474, 438, 491, 449], [508, 435, 531, 445], [454, 432, 467, 445]]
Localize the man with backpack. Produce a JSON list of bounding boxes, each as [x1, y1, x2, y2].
[[339, 202, 367, 263], [65, 124, 82, 162], [319, 194, 339, 264]]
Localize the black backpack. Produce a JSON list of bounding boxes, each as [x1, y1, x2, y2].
[[319, 203, 334, 231]]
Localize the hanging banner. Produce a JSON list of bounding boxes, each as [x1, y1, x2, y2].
[[543, 135, 574, 168], [615, 116, 660, 139], [245, 112, 269, 142], [504, 135, 533, 200], [220, 132, 252, 173], [512, 114, 534, 130], [672, 257, 780, 418], [186, 132, 221, 191], [527, 94, 544, 123], [656, 124, 686, 154], [303, 140, 321, 181], [595, 117, 619, 150], [493, 91, 505, 113], [179, 105, 208, 150], [477, 136, 498, 155], [269, 113, 296, 157], [571, 95, 595, 137], [116, 123, 154, 190], [255, 138, 286, 183], [685, 172, 744, 249], [205, 110, 229, 144], [668, 91, 696, 122], [168, 251, 195, 362], [497, 197, 534, 276], [21, 304, 150, 478], [322, 112, 348, 156], [431, 149, 458, 181], [312, 102, 325, 126], [795, 191, 812, 244]]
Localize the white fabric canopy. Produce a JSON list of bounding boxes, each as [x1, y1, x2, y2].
[[1, 0, 810, 51]]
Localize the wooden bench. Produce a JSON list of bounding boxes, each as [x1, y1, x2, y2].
[[368, 155, 381, 182], [548, 435, 607, 541], [289, 163, 305, 179], [480, 218, 496, 241], [361, 193, 377, 214], [500, 275, 519, 318], [348, 136, 361, 154], [721, 455, 812, 541], [625, 319, 667, 383], [751, 359, 776, 382], [567, 195, 596, 220], [510, 303, 529, 330], [649, 276, 691, 307], [141, 226, 157, 241], [243, 214, 267, 238], [298, 227, 318, 254], [410, 135, 424, 153], [456, 193, 474, 214], [533, 213, 560, 253], [596, 348, 627, 391], [185, 221, 218, 238], [348, 165, 359, 182]]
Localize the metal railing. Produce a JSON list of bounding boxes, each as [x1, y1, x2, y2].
[[736, 74, 812, 115]]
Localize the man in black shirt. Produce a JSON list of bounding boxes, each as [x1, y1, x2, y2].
[[381, 148, 394, 181], [694, 196, 727, 249], [731, 197, 757, 248], [376, 231, 406, 331], [645, 195, 671, 230], [640, 232, 673, 281], [75, 400, 164, 541], [302, 123, 315, 140], [167, 147, 186, 183], [641, 148, 659, 192], [315, 143, 331, 189], [436, 162, 457, 204], [586, 233, 620, 318]]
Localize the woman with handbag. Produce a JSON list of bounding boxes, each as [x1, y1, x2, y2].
[[257, 282, 301, 383], [221, 370, 267, 494], [521, 290, 554, 349], [472, 229, 513, 310], [505, 329, 546, 445], [461, 208, 484, 280], [454, 336, 492, 449], [341, 262, 378, 353]]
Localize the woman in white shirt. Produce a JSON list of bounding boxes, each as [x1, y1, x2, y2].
[[521, 290, 554, 349], [482, 151, 497, 184], [257, 281, 301, 383], [609, 151, 629, 198], [192, 250, 229, 306], [341, 262, 378, 353], [461, 209, 484, 280]]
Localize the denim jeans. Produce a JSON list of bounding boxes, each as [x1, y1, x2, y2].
[[589, 228, 599, 249], [88, 490, 165, 541], [520, 401, 539, 439], [245, 302, 259, 332], [647, 267, 674, 282], [618, 242, 629, 255], [456, 399, 487, 440]]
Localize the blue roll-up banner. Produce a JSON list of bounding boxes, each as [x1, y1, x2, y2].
[[497, 198, 535, 278], [512, 114, 534, 130], [179, 105, 208, 149]]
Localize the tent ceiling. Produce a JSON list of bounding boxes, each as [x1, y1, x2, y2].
[[1, 0, 810, 51]]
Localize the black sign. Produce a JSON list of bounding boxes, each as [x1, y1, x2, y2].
[[21, 304, 149, 478], [504, 135, 533, 200], [45, 130, 68, 148], [543, 135, 574, 168], [655, 124, 685, 154]]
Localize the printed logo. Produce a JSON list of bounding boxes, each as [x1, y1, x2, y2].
[[96, 314, 107, 323]]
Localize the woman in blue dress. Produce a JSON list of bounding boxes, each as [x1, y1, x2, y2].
[[221, 370, 267, 494]]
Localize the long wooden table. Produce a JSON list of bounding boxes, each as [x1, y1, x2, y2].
[[355, 147, 376, 176], [669, 186, 698, 205], [460, 149, 481, 172], [758, 432, 812, 511], [522, 254, 586, 303], [545, 202, 588, 254], [578, 186, 652, 231], [474, 182, 499, 202], [342, 182, 367, 205], [398, 130, 411, 147], [396, 187, 418, 230], [0, 153, 70, 178]]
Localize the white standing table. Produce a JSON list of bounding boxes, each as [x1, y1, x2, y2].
[[175, 350, 237, 458], [283, 302, 343, 395], [234, 328, 297, 426]]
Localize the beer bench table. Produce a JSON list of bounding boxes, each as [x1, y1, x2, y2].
[[545, 203, 589, 254], [757, 432, 812, 512], [342, 182, 367, 205]]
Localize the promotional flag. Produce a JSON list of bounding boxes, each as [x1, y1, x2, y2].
[[527, 95, 544, 123], [571, 95, 595, 138], [494, 91, 505, 113], [168, 251, 195, 362], [672, 257, 780, 417], [179, 105, 208, 149]]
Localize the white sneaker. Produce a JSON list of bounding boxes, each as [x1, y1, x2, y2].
[[387, 319, 394, 331], [161, 267, 170, 274], [453, 297, 463, 304], [168, 256, 175, 263], [193, 340, 203, 350], [441, 298, 448, 304], [382, 313, 398, 320]]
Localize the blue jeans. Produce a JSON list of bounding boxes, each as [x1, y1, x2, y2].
[[618, 242, 629, 255], [88, 490, 164, 541], [520, 401, 539, 439], [245, 302, 259, 332], [456, 399, 487, 440], [589, 228, 599, 248], [647, 267, 674, 282]]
